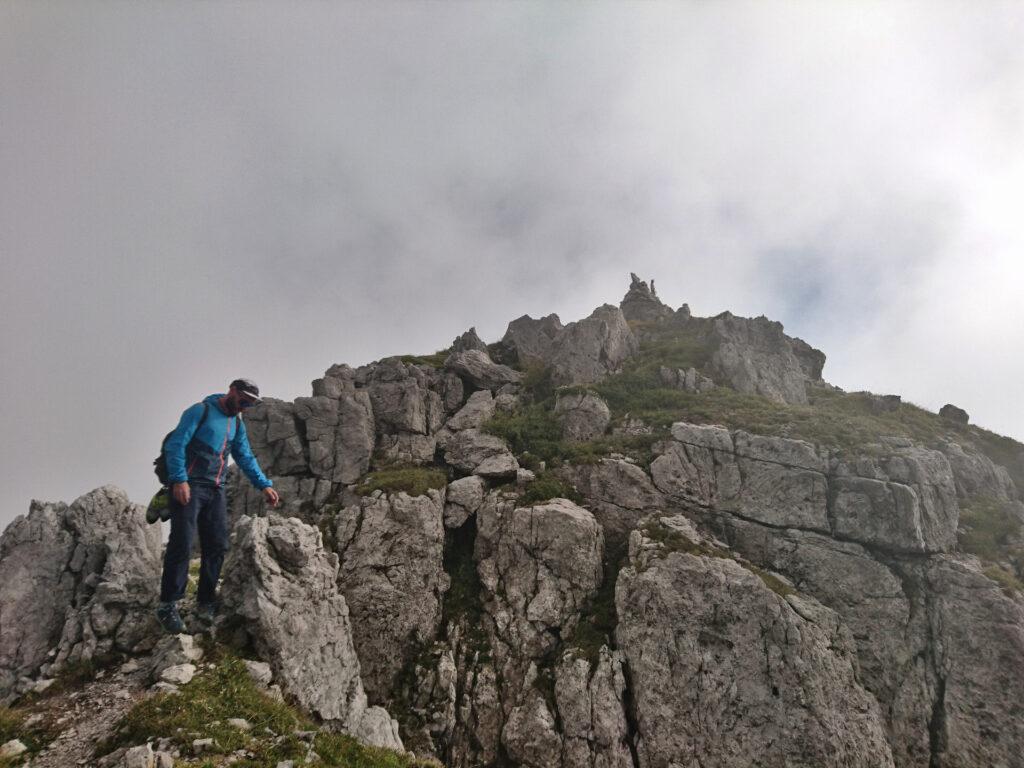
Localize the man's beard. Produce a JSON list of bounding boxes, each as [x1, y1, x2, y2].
[[223, 399, 242, 416]]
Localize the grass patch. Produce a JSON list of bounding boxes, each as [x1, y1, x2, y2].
[[518, 473, 583, 506], [983, 565, 1024, 597], [399, 350, 451, 369], [356, 466, 447, 498], [958, 495, 1024, 596], [100, 655, 435, 767], [0, 707, 60, 765]]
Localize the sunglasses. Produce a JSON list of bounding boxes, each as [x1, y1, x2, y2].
[[239, 397, 257, 409]]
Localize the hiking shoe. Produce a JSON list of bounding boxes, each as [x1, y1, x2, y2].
[[195, 601, 218, 625], [146, 488, 171, 524], [156, 602, 185, 634]]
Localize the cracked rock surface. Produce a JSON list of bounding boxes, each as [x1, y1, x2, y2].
[[220, 515, 402, 751], [0, 486, 161, 703], [616, 516, 895, 768]]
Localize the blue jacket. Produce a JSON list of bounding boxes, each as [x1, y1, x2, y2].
[[165, 394, 273, 489]]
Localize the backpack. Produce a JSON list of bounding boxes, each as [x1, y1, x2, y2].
[[154, 402, 210, 486]]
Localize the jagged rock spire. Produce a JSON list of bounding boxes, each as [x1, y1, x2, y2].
[[621, 272, 673, 322]]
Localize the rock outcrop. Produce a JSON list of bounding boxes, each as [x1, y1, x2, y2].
[[707, 311, 825, 404], [0, 486, 161, 704], [219, 515, 402, 750], [553, 391, 611, 442], [333, 489, 449, 702], [4, 274, 1024, 768], [500, 305, 638, 386], [617, 515, 896, 768]]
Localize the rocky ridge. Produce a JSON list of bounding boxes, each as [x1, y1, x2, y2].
[[2, 275, 1023, 768]]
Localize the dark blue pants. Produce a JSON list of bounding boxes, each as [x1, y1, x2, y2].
[[159, 483, 228, 604]]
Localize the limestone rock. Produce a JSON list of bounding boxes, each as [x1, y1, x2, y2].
[[924, 555, 1024, 766], [500, 306, 638, 387], [616, 517, 895, 768], [942, 441, 1018, 500], [444, 476, 488, 529], [620, 273, 673, 323], [219, 515, 402, 751], [365, 358, 444, 439], [159, 663, 196, 685], [242, 659, 273, 686], [0, 740, 27, 759], [560, 459, 665, 544], [476, 497, 603, 659], [657, 365, 714, 393], [123, 743, 154, 768], [707, 311, 824, 404], [548, 305, 639, 386], [148, 633, 203, 683], [940, 403, 969, 426], [446, 349, 523, 391], [445, 429, 519, 479], [446, 390, 496, 432], [500, 314, 564, 368], [451, 327, 489, 355], [832, 445, 959, 553], [553, 391, 610, 442], [333, 490, 448, 701], [554, 648, 633, 768], [502, 687, 562, 768], [0, 486, 162, 702]]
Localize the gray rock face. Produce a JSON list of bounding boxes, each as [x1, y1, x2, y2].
[[620, 273, 673, 323], [500, 313, 564, 368], [940, 404, 969, 426], [220, 515, 402, 751], [451, 327, 489, 355], [708, 312, 825, 404], [499, 305, 638, 387], [833, 446, 959, 553], [446, 389, 496, 432], [333, 490, 449, 701], [0, 486, 162, 703], [476, 497, 603, 660], [924, 556, 1024, 767], [942, 441, 1017, 501], [560, 459, 665, 544], [548, 305, 639, 387], [446, 350, 523, 391], [652, 422, 960, 554], [444, 476, 488, 529], [445, 429, 519, 479], [554, 648, 633, 768], [616, 517, 895, 768], [651, 423, 830, 532], [657, 365, 715, 393], [701, 515, 934, 767], [554, 391, 611, 442]]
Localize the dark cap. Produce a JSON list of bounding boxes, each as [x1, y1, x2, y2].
[[230, 378, 262, 402]]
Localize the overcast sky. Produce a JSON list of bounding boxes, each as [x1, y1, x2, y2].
[[2, 1, 1023, 529]]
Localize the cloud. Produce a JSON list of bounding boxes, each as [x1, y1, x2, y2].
[[2, 1, 1023, 526]]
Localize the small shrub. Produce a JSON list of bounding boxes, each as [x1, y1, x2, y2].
[[958, 496, 1023, 564], [0, 706, 60, 765], [983, 565, 1024, 597], [356, 467, 447, 498], [519, 474, 583, 506]]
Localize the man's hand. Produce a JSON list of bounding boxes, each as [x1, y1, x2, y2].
[[263, 487, 280, 508], [172, 482, 191, 506]]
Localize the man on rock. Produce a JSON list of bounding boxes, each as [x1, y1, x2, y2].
[[156, 378, 279, 633]]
